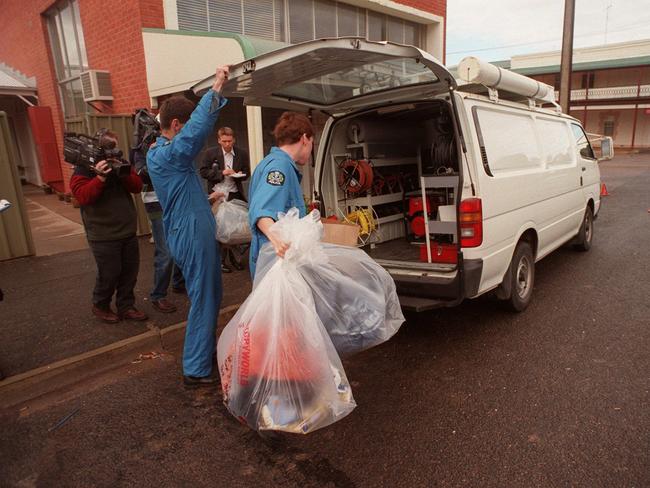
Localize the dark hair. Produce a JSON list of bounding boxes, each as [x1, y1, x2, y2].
[[96, 128, 118, 149], [159, 96, 196, 130], [217, 127, 234, 138], [273, 112, 314, 146]]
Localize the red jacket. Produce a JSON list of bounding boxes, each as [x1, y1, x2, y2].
[[71, 166, 142, 206]]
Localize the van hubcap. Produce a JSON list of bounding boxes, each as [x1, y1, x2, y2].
[[585, 213, 593, 243], [516, 256, 532, 298]]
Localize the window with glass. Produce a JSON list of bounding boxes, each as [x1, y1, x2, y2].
[[273, 58, 438, 106], [46, 0, 90, 118], [571, 124, 595, 159], [176, 0, 424, 48]]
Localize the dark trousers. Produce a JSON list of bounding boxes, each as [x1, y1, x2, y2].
[[149, 215, 184, 300], [89, 235, 140, 313]]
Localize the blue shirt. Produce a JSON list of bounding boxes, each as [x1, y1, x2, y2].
[[146, 90, 227, 236], [248, 147, 305, 276]]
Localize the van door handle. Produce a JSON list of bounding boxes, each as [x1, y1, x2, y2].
[[581, 167, 586, 172]]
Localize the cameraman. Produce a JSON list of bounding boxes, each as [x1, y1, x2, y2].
[[70, 129, 148, 324]]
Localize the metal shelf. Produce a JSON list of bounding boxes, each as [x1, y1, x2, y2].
[[371, 157, 419, 168], [340, 191, 403, 207], [421, 175, 459, 188], [377, 214, 403, 224], [427, 221, 456, 234]]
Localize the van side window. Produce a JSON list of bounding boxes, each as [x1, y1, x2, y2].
[[571, 124, 595, 160], [538, 119, 574, 168], [473, 106, 542, 176]]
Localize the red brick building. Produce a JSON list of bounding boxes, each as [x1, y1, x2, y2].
[[0, 0, 446, 193]]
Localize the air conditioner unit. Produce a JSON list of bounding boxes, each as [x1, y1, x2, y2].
[[80, 70, 113, 102]]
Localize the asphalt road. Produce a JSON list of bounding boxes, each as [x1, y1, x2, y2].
[[1, 155, 648, 487]]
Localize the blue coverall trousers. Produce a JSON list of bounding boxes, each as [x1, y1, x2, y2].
[[167, 210, 222, 377]]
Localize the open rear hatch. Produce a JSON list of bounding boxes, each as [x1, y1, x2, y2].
[[193, 37, 455, 114]]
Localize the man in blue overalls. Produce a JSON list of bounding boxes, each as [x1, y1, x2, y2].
[[248, 112, 315, 278], [147, 67, 229, 387]]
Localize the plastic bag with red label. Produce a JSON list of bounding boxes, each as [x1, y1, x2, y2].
[[216, 222, 356, 433]]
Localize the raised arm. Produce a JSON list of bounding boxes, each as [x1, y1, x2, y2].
[[167, 67, 230, 168]]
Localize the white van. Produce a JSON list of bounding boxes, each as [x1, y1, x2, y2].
[[195, 38, 613, 312]]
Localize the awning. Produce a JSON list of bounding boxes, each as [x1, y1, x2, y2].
[[0, 62, 37, 98], [142, 28, 288, 99]]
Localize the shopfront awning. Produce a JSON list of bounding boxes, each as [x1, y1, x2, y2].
[[142, 28, 288, 100]]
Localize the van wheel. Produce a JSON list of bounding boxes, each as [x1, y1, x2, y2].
[[502, 242, 535, 312], [573, 207, 593, 252]]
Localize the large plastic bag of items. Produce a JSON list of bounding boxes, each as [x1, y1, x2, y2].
[[255, 209, 405, 357], [216, 212, 356, 434], [212, 182, 251, 245]]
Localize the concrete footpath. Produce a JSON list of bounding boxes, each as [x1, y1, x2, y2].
[[0, 237, 251, 378]]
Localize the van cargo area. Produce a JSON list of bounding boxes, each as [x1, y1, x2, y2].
[[318, 101, 461, 268]]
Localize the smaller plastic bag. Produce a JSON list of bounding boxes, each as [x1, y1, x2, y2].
[[217, 226, 356, 433], [215, 199, 251, 244]]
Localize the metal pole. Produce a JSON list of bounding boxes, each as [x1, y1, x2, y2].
[[559, 0, 576, 114], [630, 68, 642, 150]]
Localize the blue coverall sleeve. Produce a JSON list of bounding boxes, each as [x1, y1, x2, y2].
[[249, 161, 294, 228], [165, 90, 228, 169]]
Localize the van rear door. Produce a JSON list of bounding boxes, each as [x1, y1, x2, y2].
[[193, 38, 455, 113]]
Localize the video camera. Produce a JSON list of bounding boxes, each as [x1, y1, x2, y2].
[[63, 132, 131, 177], [131, 108, 160, 156]]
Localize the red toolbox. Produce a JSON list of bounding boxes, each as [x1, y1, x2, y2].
[[419, 241, 458, 264]]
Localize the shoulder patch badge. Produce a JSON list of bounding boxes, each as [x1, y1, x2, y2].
[[266, 170, 285, 186]]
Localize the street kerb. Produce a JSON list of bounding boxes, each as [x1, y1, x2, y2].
[[0, 304, 240, 411]]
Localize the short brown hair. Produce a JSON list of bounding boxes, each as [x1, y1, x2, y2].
[[96, 128, 118, 149], [273, 112, 314, 146], [159, 96, 196, 130], [217, 127, 234, 138]]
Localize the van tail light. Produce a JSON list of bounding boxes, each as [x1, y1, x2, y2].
[[459, 198, 483, 247]]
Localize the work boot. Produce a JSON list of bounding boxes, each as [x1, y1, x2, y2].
[[151, 298, 177, 313], [183, 374, 219, 388], [92, 305, 120, 324], [119, 307, 148, 321]]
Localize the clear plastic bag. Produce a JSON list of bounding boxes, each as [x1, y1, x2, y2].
[[255, 209, 405, 356], [215, 199, 252, 245], [217, 225, 356, 433]]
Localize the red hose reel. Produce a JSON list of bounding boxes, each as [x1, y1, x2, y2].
[[338, 159, 374, 195]]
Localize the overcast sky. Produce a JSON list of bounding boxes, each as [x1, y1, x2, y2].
[[445, 0, 650, 66]]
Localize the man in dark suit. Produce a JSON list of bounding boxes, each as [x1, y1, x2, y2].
[[199, 127, 250, 272]]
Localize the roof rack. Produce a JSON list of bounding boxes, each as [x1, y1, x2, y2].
[[457, 57, 561, 113]]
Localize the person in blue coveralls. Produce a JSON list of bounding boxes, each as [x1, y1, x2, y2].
[[248, 112, 315, 278], [146, 66, 229, 388]]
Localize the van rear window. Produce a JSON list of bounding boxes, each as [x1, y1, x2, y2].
[[474, 107, 542, 175]]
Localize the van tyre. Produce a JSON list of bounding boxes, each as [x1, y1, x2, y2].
[[573, 207, 593, 252], [502, 241, 535, 313]]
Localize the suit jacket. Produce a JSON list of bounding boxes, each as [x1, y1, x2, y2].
[[199, 145, 250, 201]]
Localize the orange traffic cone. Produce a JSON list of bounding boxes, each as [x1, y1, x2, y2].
[[600, 183, 609, 197]]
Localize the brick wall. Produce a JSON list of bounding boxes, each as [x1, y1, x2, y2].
[[0, 1, 67, 185], [395, 0, 446, 18], [80, 0, 163, 114], [0, 0, 164, 191], [394, 0, 446, 62]]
